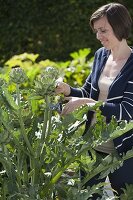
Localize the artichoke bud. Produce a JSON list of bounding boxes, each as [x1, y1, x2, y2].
[[45, 66, 59, 80], [9, 65, 28, 84], [34, 66, 59, 97]]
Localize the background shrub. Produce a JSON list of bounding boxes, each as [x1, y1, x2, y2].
[[0, 0, 133, 65]]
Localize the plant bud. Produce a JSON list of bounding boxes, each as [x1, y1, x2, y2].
[[34, 66, 59, 97], [9, 66, 28, 84]]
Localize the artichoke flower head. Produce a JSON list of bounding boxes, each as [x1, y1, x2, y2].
[[9, 65, 28, 84], [34, 66, 59, 98]]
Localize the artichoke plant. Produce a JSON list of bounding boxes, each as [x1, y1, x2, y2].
[[0, 58, 133, 200]]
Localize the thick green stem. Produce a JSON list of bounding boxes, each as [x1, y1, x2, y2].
[[16, 84, 34, 156], [46, 109, 52, 141], [16, 150, 24, 188], [34, 97, 51, 184], [42, 96, 49, 140], [23, 157, 29, 185], [30, 157, 40, 186], [30, 158, 34, 186], [40, 109, 52, 159], [40, 96, 50, 155], [31, 158, 40, 185], [43, 143, 91, 194]]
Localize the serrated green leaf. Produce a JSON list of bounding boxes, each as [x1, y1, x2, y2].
[[1, 85, 19, 110]]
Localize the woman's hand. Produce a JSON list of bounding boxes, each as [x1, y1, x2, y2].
[[55, 82, 71, 96], [61, 97, 97, 115]]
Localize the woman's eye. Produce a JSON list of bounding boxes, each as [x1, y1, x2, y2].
[[101, 29, 107, 33], [93, 29, 108, 35]]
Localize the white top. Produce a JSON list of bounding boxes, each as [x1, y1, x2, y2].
[[98, 74, 115, 101], [93, 74, 115, 154]]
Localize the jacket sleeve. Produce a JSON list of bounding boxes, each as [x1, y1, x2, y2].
[[100, 80, 133, 122], [69, 74, 92, 97]]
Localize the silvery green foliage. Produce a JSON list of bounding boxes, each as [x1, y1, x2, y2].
[[0, 78, 5, 86], [120, 184, 133, 200], [0, 64, 133, 199]]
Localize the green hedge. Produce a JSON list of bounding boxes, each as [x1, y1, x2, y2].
[[0, 0, 133, 66]]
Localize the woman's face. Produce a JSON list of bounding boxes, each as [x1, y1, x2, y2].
[[93, 16, 120, 50]]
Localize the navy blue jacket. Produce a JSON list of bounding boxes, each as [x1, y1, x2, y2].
[[69, 47, 133, 155]]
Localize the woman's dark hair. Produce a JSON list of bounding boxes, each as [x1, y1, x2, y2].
[[90, 3, 132, 41]]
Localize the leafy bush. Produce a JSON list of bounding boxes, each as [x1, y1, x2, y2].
[[1, 0, 133, 65]]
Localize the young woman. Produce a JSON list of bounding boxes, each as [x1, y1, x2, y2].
[[56, 3, 133, 199]]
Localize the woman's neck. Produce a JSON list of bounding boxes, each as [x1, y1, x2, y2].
[[110, 40, 132, 61]]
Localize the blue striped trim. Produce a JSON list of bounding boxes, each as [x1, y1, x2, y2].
[[116, 133, 133, 149], [107, 96, 123, 101], [121, 103, 132, 119], [91, 84, 97, 91]]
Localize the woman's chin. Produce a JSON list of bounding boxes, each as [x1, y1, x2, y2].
[[102, 44, 110, 50]]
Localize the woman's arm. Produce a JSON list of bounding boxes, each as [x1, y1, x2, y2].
[[100, 80, 133, 122], [61, 96, 97, 115]]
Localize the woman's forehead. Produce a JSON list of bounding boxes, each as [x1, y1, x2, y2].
[[93, 16, 110, 30]]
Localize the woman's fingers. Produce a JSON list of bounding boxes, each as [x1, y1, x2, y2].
[[63, 96, 72, 101], [55, 82, 71, 96], [55, 82, 64, 94], [61, 98, 80, 115]]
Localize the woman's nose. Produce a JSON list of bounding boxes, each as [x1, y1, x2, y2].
[[96, 32, 102, 40]]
